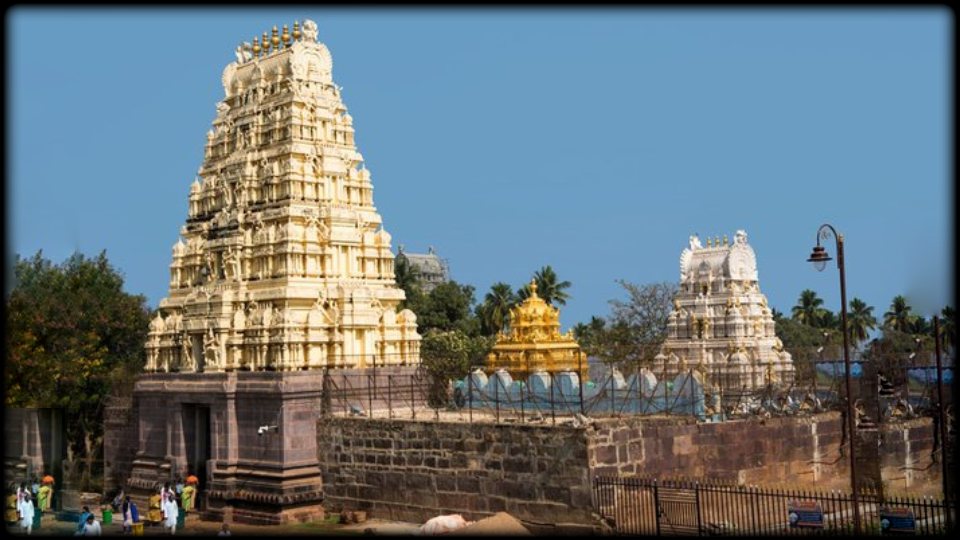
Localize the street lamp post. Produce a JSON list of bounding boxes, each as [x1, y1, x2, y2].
[[808, 223, 861, 535], [933, 315, 952, 532]]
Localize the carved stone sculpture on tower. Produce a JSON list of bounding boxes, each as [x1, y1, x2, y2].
[[148, 19, 420, 373], [654, 230, 794, 392]]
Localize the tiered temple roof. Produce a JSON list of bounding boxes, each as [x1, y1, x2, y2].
[[146, 20, 420, 373], [653, 230, 794, 391], [485, 281, 588, 380]]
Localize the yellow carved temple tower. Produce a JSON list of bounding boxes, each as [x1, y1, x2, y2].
[[485, 281, 588, 380], [144, 20, 421, 373]]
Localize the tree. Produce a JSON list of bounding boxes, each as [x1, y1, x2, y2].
[[394, 255, 421, 307], [592, 280, 678, 372], [817, 309, 839, 331], [940, 305, 955, 352], [884, 295, 914, 333], [6, 251, 152, 492], [419, 329, 493, 407], [404, 281, 480, 336], [791, 289, 825, 327], [572, 316, 607, 357], [477, 282, 516, 337], [847, 297, 878, 349], [517, 265, 572, 306], [908, 315, 931, 338]]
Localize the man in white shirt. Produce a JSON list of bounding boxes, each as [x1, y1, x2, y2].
[[162, 492, 179, 535], [19, 492, 35, 535]]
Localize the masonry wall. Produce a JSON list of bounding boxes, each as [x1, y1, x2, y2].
[[104, 397, 139, 495], [319, 412, 944, 528], [317, 418, 595, 527]]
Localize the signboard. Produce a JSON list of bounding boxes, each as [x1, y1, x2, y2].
[[880, 506, 916, 535], [788, 501, 825, 529]]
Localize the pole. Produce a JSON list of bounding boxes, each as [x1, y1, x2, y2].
[[578, 354, 585, 416], [934, 316, 952, 532], [837, 234, 862, 536]]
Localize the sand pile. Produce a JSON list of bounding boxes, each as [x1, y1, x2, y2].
[[448, 512, 531, 536]]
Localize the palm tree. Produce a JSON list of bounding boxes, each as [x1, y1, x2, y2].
[[393, 255, 420, 295], [883, 295, 913, 332], [818, 310, 839, 331], [478, 282, 516, 336], [516, 266, 573, 306], [909, 315, 931, 337], [847, 297, 878, 349], [940, 305, 955, 351], [791, 289, 824, 327]]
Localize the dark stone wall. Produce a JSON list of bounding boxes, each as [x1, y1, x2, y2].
[[588, 414, 849, 489], [317, 418, 594, 526], [319, 412, 944, 528], [104, 398, 139, 495]]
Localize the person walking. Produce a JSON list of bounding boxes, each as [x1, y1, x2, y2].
[[161, 492, 178, 535], [81, 513, 102, 536], [19, 492, 35, 535], [121, 496, 133, 534]]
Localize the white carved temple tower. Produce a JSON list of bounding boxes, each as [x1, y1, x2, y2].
[[126, 21, 421, 525], [145, 20, 420, 374], [652, 230, 795, 392]]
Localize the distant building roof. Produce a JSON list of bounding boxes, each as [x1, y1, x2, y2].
[[396, 245, 450, 292]]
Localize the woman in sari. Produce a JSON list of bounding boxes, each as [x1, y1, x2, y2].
[[181, 476, 197, 512], [147, 493, 162, 524], [37, 478, 53, 513]]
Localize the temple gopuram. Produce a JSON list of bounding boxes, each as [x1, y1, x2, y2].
[[485, 281, 588, 380], [127, 20, 420, 525], [652, 230, 795, 391], [144, 20, 420, 373]]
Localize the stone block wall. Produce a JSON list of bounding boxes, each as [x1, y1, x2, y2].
[[104, 397, 139, 495], [317, 418, 595, 526], [587, 413, 850, 490]]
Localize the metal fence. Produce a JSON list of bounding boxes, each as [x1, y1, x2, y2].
[[320, 355, 952, 425], [593, 476, 954, 536]]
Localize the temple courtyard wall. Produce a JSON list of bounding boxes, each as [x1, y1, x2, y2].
[[316, 413, 941, 529], [106, 392, 941, 527]]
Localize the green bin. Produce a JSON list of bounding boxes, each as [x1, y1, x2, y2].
[[32, 506, 41, 530], [177, 508, 185, 529], [103, 508, 112, 525]]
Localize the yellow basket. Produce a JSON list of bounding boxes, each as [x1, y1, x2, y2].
[[132, 522, 144, 536]]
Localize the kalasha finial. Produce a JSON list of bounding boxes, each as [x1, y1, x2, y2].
[[292, 21, 301, 41], [262, 31, 270, 54], [723, 235, 729, 246], [271, 26, 280, 50], [252, 36, 261, 57], [529, 280, 538, 297], [282, 25, 291, 47]]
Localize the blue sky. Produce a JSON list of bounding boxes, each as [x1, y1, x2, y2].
[[7, 7, 953, 331]]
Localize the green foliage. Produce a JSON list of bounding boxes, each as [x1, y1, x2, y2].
[[517, 265, 571, 306], [393, 255, 421, 300], [847, 297, 878, 349], [6, 250, 152, 490], [791, 289, 826, 327], [884, 295, 914, 333], [775, 316, 835, 362], [404, 281, 481, 336], [574, 281, 677, 373], [940, 305, 955, 351], [476, 282, 516, 337], [419, 329, 493, 407]]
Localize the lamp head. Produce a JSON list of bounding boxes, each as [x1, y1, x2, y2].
[[807, 245, 832, 272]]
